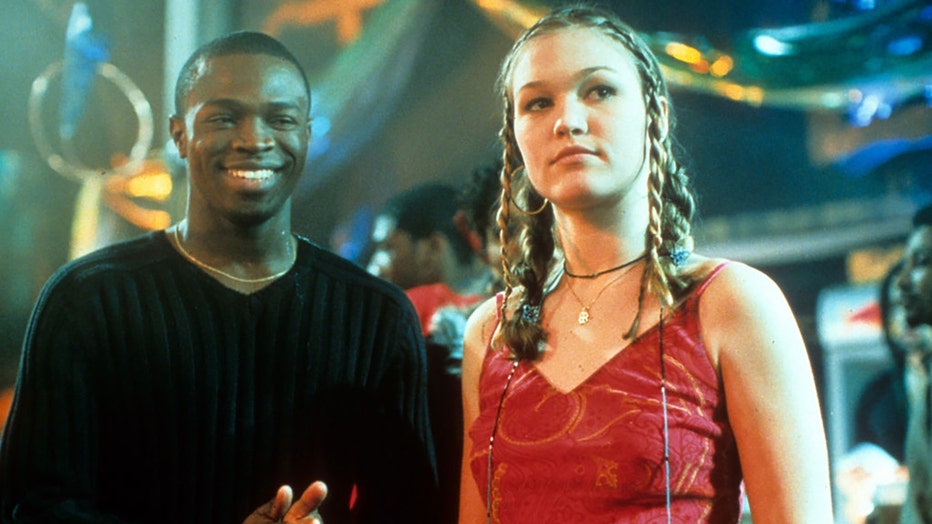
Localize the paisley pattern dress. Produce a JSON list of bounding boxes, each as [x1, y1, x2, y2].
[[468, 263, 743, 523]]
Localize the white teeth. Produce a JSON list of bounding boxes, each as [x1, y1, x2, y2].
[[228, 169, 275, 181]]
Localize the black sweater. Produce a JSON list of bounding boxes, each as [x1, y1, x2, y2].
[[0, 232, 438, 523]]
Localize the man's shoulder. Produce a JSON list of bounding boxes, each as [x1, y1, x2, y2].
[[296, 236, 410, 305], [46, 232, 169, 289]]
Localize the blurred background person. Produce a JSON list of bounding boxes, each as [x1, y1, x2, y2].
[[856, 261, 910, 463], [368, 182, 490, 334], [835, 261, 912, 524], [895, 203, 932, 524]]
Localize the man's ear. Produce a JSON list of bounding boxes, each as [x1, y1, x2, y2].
[[169, 115, 188, 159]]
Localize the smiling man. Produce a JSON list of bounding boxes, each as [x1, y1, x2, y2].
[[0, 31, 437, 524]]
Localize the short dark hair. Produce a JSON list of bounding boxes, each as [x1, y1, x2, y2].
[[173, 30, 310, 117], [914, 203, 932, 227], [458, 161, 503, 248], [383, 183, 475, 265]]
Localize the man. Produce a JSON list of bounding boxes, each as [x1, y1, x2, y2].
[[0, 31, 437, 523], [367, 183, 490, 335], [897, 203, 932, 524]]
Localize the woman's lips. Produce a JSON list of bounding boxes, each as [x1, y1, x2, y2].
[[552, 146, 596, 164]]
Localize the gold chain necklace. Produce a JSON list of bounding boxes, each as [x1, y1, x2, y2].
[[172, 227, 296, 284], [565, 265, 635, 325]]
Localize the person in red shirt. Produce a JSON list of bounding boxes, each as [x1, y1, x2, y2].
[[368, 182, 491, 334]]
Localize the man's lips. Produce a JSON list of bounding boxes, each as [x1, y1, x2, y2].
[[226, 168, 277, 181]]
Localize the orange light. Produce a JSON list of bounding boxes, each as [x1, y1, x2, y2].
[[690, 60, 710, 74], [125, 172, 173, 201], [664, 42, 703, 65], [709, 55, 734, 77]]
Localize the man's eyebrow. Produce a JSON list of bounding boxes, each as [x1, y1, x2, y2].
[[266, 100, 306, 111], [201, 99, 305, 110]]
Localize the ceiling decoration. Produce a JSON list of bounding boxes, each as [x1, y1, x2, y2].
[[255, 0, 437, 190], [471, 0, 932, 121]]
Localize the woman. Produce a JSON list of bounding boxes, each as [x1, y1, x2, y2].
[[459, 6, 833, 523]]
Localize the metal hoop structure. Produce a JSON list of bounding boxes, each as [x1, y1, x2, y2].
[[28, 60, 154, 182], [510, 166, 550, 215]]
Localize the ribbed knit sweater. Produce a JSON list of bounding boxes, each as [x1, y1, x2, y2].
[[0, 232, 438, 523]]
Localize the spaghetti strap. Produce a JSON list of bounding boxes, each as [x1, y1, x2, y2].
[[693, 261, 730, 297]]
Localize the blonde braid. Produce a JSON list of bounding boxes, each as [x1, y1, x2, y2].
[[496, 148, 515, 340], [645, 87, 675, 307], [496, 99, 551, 360], [613, 23, 695, 335]]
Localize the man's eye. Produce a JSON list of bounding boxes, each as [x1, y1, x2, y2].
[[206, 115, 235, 125], [269, 116, 299, 129]]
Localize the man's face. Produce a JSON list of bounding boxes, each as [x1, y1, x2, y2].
[[367, 215, 438, 290], [170, 53, 310, 228], [898, 225, 932, 328]]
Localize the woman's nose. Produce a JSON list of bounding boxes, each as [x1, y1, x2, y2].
[[553, 99, 588, 137]]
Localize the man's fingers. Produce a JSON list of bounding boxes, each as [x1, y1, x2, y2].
[[284, 481, 328, 519], [270, 485, 294, 520]]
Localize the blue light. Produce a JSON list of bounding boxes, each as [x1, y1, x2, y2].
[[311, 115, 331, 137], [887, 35, 923, 56], [753, 35, 793, 56]]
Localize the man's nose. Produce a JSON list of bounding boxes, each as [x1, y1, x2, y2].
[[234, 117, 274, 151]]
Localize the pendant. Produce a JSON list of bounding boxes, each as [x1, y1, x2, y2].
[[578, 308, 590, 325]]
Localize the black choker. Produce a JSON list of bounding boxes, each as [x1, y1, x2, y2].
[[563, 254, 646, 279]]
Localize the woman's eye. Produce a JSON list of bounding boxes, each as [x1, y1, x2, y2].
[[523, 98, 551, 112], [588, 85, 616, 100]]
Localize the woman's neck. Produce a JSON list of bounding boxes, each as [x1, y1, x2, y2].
[[554, 198, 649, 275]]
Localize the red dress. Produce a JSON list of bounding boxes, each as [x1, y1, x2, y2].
[[468, 264, 743, 523]]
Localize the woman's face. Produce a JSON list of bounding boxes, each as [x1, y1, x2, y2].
[[509, 27, 655, 212]]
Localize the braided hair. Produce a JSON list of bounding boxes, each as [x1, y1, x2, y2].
[[495, 6, 697, 361]]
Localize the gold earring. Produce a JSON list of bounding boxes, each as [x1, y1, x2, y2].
[[513, 197, 550, 215], [509, 166, 550, 215]]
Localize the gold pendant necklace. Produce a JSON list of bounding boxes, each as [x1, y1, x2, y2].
[[172, 227, 296, 284], [565, 263, 637, 325]]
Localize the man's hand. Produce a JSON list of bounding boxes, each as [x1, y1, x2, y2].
[[243, 481, 328, 523]]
